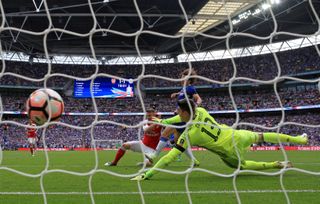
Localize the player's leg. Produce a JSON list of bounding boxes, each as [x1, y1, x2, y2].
[[177, 128, 200, 166], [241, 160, 293, 170], [153, 126, 175, 157], [28, 138, 35, 156], [260, 132, 308, 145], [173, 128, 200, 165], [156, 127, 200, 166], [235, 129, 308, 147], [118, 141, 153, 167], [221, 156, 293, 170], [136, 158, 153, 167], [105, 141, 133, 166], [29, 144, 34, 156], [137, 143, 156, 167], [231, 130, 293, 170], [184, 147, 200, 166], [248, 131, 306, 169], [34, 137, 38, 155]]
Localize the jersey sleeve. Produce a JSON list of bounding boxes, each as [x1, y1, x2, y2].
[[175, 131, 189, 150], [186, 86, 197, 96], [161, 115, 182, 125]]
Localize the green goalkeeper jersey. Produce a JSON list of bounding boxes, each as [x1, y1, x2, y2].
[[161, 107, 253, 159]]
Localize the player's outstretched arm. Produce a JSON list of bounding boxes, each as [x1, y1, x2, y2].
[[170, 92, 179, 99], [193, 93, 202, 106], [131, 147, 183, 181], [153, 114, 182, 125], [143, 124, 156, 134]]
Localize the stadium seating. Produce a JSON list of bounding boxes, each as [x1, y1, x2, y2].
[[1, 46, 319, 149]]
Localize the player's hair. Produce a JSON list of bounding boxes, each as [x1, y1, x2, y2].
[[181, 68, 197, 85], [177, 98, 196, 115]]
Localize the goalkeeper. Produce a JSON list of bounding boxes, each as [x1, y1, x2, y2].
[[132, 99, 308, 181]]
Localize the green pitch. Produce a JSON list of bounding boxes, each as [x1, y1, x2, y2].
[[0, 150, 319, 204]]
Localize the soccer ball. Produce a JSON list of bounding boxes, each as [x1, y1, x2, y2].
[[26, 89, 64, 125]]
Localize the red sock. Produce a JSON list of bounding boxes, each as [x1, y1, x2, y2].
[[30, 147, 33, 155], [113, 148, 126, 164]]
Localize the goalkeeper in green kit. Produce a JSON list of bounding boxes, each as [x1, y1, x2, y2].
[[131, 99, 308, 181]]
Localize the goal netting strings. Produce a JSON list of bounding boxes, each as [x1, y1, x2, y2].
[[0, 0, 320, 204]]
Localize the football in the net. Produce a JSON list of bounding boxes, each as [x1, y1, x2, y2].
[[26, 88, 64, 125]]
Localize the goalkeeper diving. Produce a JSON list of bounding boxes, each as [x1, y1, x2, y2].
[[131, 99, 308, 181]]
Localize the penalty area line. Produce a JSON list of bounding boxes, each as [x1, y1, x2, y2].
[[0, 190, 319, 195]]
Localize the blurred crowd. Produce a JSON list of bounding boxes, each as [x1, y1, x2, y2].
[[0, 46, 319, 150], [0, 46, 319, 87], [1, 86, 319, 113], [0, 111, 319, 150]]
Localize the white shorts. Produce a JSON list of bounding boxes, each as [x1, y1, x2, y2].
[[28, 137, 36, 145], [126, 141, 156, 155]]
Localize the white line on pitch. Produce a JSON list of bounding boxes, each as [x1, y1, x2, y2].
[[4, 165, 95, 167], [0, 190, 319, 195]]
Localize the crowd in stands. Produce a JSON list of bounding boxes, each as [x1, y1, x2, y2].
[[1, 86, 319, 113], [146, 87, 320, 111], [1, 112, 319, 150], [0, 46, 319, 150], [0, 46, 319, 87]]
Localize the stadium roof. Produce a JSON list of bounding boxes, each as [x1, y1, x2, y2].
[[178, 0, 254, 34], [1, 35, 318, 65], [0, 0, 319, 58]]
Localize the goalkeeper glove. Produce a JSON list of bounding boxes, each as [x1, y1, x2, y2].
[[131, 173, 149, 181]]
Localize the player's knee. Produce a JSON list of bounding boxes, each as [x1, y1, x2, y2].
[[240, 163, 247, 170], [162, 127, 174, 137], [173, 129, 180, 137], [122, 143, 130, 149], [257, 133, 264, 143], [161, 134, 170, 138], [160, 136, 169, 142], [240, 161, 251, 170]]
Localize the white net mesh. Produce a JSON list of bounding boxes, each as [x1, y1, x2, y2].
[[0, 0, 320, 204]]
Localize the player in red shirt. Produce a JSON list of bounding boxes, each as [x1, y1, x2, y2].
[[26, 120, 37, 156], [105, 108, 162, 167]]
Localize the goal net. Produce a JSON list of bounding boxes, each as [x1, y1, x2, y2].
[[0, 0, 319, 204]]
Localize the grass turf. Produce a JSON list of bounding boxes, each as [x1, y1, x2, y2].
[[0, 150, 319, 204]]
